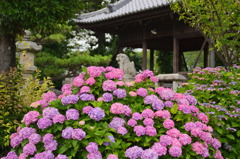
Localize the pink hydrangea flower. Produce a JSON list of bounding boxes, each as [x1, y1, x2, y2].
[[143, 118, 154, 126], [52, 114, 65, 124], [172, 138, 182, 147], [163, 119, 175, 129], [107, 154, 118, 159], [132, 112, 142, 120], [136, 88, 148, 97], [82, 106, 93, 114], [85, 77, 96, 86], [87, 66, 105, 77], [192, 142, 205, 155], [145, 126, 157, 136], [152, 142, 167, 156], [22, 111, 40, 126], [102, 80, 117, 91], [127, 119, 137, 127], [178, 134, 192, 145], [159, 135, 172, 147], [141, 109, 155, 119], [110, 103, 125, 115], [197, 113, 209, 123], [166, 128, 180, 138], [155, 110, 171, 119], [42, 92, 57, 102], [23, 143, 36, 156], [129, 91, 137, 97], [117, 127, 128, 135], [73, 75, 84, 87]]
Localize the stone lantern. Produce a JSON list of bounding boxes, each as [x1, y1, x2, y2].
[[16, 30, 42, 78]]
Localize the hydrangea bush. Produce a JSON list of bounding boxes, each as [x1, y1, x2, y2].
[[178, 65, 240, 158], [4, 66, 224, 159]]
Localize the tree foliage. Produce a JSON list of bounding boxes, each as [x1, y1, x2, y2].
[[170, 0, 240, 68], [0, 0, 83, 35]]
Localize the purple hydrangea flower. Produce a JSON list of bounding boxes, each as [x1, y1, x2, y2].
[[43, 107, 60, 119], [89, 107, 105, 121], [109, 117, 125, 130], [19, 127, 36, 139], [169, 146, 182, 157], [66, 109, 79, 120], [152, 142, 167, 156], [141, 149, 158, 159], [37, 118, 52, 129], [10, 135, 22, 148], [125, 146, 143, 159], [44, 140, 58, 151], [103, 136, 116, 146], [144, 95, 159, 105], [28, 133, 41, 144], [145, 126, 157, 136], [136, 88, 148, 97], [86, 142, 98, 153], [61, 95, 79, 105], [23, 143, 37, 156], [4, 151, 18, 159], [152, 99, 164, 110], [79, 93, 95, 101], [117, 127, 128, 135], [72, 128, 86, 141], [102, 93, 113, 102], [87, 151, 102, 159], [52, 114, 66, 124], [132, 112, 142, 120], [62, 127, 74, 139], [55, 154, 68, 159], [159, 135, 172, 146], [34, 151, 54, 159], [43, 133, 53, 144], [164, 101, 173, 108], [113, 89, 127, 98], [134, 125, 145, 137]]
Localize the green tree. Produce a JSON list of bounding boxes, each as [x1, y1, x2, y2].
[[170, 0, 240, 68], [0, 0, 84, 73]]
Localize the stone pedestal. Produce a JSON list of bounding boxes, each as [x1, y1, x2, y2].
[[156, 73, 187, 92], [16, 30, 42, 79]]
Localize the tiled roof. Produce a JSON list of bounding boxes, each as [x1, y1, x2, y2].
[[75, 0, 171, 24]]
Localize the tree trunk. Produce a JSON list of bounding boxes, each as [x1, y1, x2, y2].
[[0, 34, 16, 73]]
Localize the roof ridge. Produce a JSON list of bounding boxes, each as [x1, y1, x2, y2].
[[106, 0, 132, 13]]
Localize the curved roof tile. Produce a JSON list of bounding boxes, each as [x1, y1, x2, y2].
[[75, 0, 171, 24]]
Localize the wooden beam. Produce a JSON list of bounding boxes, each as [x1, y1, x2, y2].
[[193, 39, 207, 68], [150, 49, 154, 71], [142, 41, 147, 71], [173, 37, 179, 73]]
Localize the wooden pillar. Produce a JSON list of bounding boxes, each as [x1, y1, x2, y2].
[[173, 37, 179, 73], [150, 49, 154, 71], [204, 43, 209, 67], [142, 41, 147, 71]]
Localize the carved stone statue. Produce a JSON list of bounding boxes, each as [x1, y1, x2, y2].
[[116, 53, 137, 81]]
